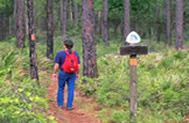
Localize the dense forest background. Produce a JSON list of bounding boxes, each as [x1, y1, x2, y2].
[[0, 0, 189, 45], [0, 0, 189, 122]]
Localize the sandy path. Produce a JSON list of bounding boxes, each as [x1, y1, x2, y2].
[[47, 78, 102, 123]]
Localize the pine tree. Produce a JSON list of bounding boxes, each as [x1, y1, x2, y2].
[[82, 0, 97, 78], [47, 0, 54, 59], [27, 0, 39, 83]]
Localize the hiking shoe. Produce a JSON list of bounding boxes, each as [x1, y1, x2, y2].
[[67, 107, 74, 110], [58, 106, 64, 110]]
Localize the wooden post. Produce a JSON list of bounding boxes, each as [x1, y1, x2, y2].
[[130, 54, 137, 122], [120, 45, 148, 123]]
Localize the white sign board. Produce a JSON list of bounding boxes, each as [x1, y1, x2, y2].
[[126, 31, 141, 44]]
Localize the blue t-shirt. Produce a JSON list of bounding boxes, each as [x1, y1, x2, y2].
[[55, 50, 80, 71]]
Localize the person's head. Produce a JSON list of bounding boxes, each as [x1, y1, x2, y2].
[[64, 40, 74, 50]]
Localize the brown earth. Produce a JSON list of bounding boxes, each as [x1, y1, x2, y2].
[[47, 78, 102, 123]]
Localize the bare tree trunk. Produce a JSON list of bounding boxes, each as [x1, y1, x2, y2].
[[4, 16, 9, 38], [114, 24, 119, 39], [156, 0, 161, 42], [25, 14, 29, 35], [69, 0, 73, 21], [82, 0, 97, 78], [98, 11, 102, 36], [0, 16, 3, 40], [8, 16, 11, 35], [61, 0, 67, 40], [0, 16, 7, 40], [102, 0, 109, 46], [47, 0, 54, 59], [120, 21, 124, 40], [74, 0, 78, 24], [124, 0, 130, 42], [166, 0, 171, 46], [15, 0, 26, 48], [27, 0, 39, 83], [175, 0, 183, 50], [133, 16, 137, 32]]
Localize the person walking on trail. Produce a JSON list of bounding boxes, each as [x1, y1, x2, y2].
[[52, 40, 80, 110]]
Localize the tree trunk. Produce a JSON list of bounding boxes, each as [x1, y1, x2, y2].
[[47, 0, 54, 59], [124, 0, 130, 41], [133, 16, 137, 32], [102, 0, 109, 46], [114, 24, 119, 39], [0, 16, 3, 40], [27, 0, 39, 83], [156, 0, 161, 42], [0, 16, 7, 40], [166, 0, 171, 46], [74, 1, 78, 24], [175, 0, 183, 50], [69, 0, 73, 21], [4, 16, 9, 38], [98, 11, 102, 36], [15, 0, 26, 48], [61, 0, 67, 40], [82, 0, 97, 78]]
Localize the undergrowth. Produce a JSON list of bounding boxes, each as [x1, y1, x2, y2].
[[0, 39, 56, 123], [78, 42, 189, 122]]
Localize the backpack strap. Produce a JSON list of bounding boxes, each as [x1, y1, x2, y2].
[[64, 50, 74, 55]]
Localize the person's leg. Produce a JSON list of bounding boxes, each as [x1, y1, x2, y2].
[[66, 73, 76, 109], [57, 71, 67, 107]]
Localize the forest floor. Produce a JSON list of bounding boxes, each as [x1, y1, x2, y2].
[[47, 78, 102, 123]]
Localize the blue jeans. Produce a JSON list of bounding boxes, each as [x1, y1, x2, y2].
[[57, 71, 76, 108]]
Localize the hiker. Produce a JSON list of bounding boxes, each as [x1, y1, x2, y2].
[[52, 40, 80, 110]]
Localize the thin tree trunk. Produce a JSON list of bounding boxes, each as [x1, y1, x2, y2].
[[27, 0, 39, 83], [15, 0, 26, 48], [98, 11, 102, 36], [114, 24, 119, 39], [69, 0, 73, 21], [0, 16, 3, 40], [82, 0, 97, 78], [102, 0, 109, 46], [124, 0, 130, 42], [120, 21, 124, 41], [156, 0, 161, 42], [133, 16, 137, 32], [74, 1, 78, 24], [1, 16, 6, 40], [175, 0, 183, 50], [166, 0, 171, 46], [61, 0, 67, 40], [9, 16, 12, 35], [6, 16, 9, 38], [47, 0, 54, 59]]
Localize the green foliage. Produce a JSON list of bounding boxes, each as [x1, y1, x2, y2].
[[0, 0, 14, 15], [111, 110, 129, 123], [78, 43, 189, 122], [94, 0, 102, 12], [96, 55, 130, 107], [0, 41, 55, 122]]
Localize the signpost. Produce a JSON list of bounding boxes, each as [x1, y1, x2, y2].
[[120, 31, 148, 122]]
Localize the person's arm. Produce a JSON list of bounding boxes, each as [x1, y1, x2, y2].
[[52, 63, 59, 78], [77, 64, 80, 79]]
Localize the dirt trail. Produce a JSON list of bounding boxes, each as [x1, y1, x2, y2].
[[47, 78, 102, 123]]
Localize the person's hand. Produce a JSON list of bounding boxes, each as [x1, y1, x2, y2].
[[52, 73, 57, 79], [76, 74, 80, 80]]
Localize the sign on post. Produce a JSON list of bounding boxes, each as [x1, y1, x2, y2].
[[120, 31, 148, 122], [126, 31, 141, 44]]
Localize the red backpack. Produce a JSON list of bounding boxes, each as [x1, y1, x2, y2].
[[62, 50, 79, 73]]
